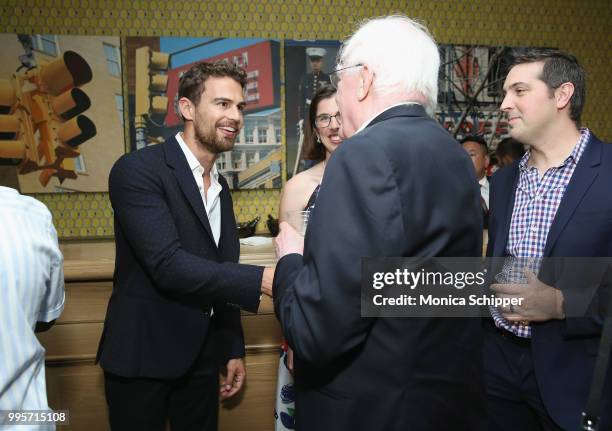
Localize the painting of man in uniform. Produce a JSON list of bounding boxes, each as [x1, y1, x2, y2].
[[284, 40, 339, 179]]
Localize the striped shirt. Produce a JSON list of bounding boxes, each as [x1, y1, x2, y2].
[[491, 128, 590, 338], [0, 187, 65, 430]]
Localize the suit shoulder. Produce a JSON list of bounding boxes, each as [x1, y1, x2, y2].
[[356, 115, 460, 159], [112, 145, 163, 171], [109, 146, 167, 192]]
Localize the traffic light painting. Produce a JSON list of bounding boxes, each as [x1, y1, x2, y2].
[[0, 50, 97, 186], [134, 46, 169, 149]]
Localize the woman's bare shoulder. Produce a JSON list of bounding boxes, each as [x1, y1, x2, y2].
[[279, 166, 322, 218], [285, 168, 320, 193]]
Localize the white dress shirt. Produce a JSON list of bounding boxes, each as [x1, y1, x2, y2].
[[0, 187, 64, 429], [479, 175, 490, 210], [176, 132, 222, 247]]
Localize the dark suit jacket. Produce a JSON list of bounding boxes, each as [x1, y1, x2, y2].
[[97, 136, 263, 379], [487, 133, 612, 430], [273, 105, 486, 430]]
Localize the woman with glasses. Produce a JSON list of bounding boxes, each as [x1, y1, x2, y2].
[[274, 85, 343, 431]]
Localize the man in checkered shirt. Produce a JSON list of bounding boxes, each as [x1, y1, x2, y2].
[[485, 48, 612, 431]]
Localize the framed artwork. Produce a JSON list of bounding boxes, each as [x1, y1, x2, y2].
[[436, 44, 518, 147], [125, 36, 281, 189], [0, 33, 125, 193], [284, 40, 340, 179]]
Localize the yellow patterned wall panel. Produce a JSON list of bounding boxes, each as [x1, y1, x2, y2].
[[2, 0, 610, 239]]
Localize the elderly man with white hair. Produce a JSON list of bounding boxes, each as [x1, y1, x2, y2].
[[272, 15, 486, 430]]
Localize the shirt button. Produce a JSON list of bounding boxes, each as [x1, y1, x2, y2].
[[531, 225, 537, 233]]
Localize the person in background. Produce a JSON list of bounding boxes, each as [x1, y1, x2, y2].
[[280, 85, 342, 221], [273, 15, 485, 431], [0, 186, 65, 430], [496, 136, 526, 168], [274, 85, 342, 430], [461, 135, 491, 228], [97, 61, 274, 431]]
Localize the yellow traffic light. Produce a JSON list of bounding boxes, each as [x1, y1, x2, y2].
[[32, 51, 97, 185], [135, 46, 169, 149], [38, 50, 93, 96], [0, 77, 36, 170], [0, 50, 97, 186], [0, 114, 25, 158], [135, 46, 170, 117], [0, 78, 16, 114]]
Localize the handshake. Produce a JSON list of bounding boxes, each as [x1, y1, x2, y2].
[[260, 220, 306, 299], [260, 220, 305, 299]]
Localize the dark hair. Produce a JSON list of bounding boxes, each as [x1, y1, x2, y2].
[[508, 48, 585, 124], [496, 137, 525, 160], [460, 135, 489, 155], [302, 85, 337, 161], [178, 60, 247, 107]]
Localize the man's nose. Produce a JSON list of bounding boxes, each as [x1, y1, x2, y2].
[[500, 93, 512, 112], [228, 105, 242, 121]]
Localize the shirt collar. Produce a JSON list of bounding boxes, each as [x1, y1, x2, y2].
[[175, 132, 219, 180], [478, 176, 489, 187], [353, 102, 421, 136], [518, 127, 590, 172]]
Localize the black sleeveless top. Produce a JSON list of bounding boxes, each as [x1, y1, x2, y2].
[[304, 184, 321, 212]]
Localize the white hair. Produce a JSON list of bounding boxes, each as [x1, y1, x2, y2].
[[337, 15, 440, 116]]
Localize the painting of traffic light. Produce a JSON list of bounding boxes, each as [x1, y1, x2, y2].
[[0, 34, 125, 193], [125, 37, 281, 189], [284, 40, 340, 180]]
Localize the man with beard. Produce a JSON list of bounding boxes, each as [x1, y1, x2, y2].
[[97, 61, 274, 431]]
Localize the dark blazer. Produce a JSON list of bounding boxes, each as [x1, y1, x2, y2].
[[97, 136, 263, 379], [273, 105, 486, 431], [487, 133, 612, 430]]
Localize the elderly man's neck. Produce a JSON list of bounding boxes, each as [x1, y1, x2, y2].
[[354, 91, 427, 131], [372, 90, 425, 113]]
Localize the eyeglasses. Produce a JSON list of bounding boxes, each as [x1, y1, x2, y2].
[[315, 112, 342, 128], [329, 63, 364, 89]]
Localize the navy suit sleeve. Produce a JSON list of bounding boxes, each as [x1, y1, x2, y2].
[[213, 304, 246, 360], [273, 140, 408, 367], [560, 261, 612, 338], [109, 154, 263, 313]]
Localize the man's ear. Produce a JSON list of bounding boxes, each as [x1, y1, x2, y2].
[[555, 82, 574, 111], [357, 65, 374, 101], [178, 97, 194, 121]]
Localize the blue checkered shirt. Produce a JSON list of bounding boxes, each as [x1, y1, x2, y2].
[[491, 128, 590, 338]]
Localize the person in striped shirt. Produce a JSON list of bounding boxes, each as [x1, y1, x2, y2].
[[0, 186, 65, 430]]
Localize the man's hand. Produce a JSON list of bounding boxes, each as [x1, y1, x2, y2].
[[286, 347, 294, 374], [261, 266, 275, 297], [220, 358, 246, 400], [274, 221, 304, 258], [491, 269, 565, 322]]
